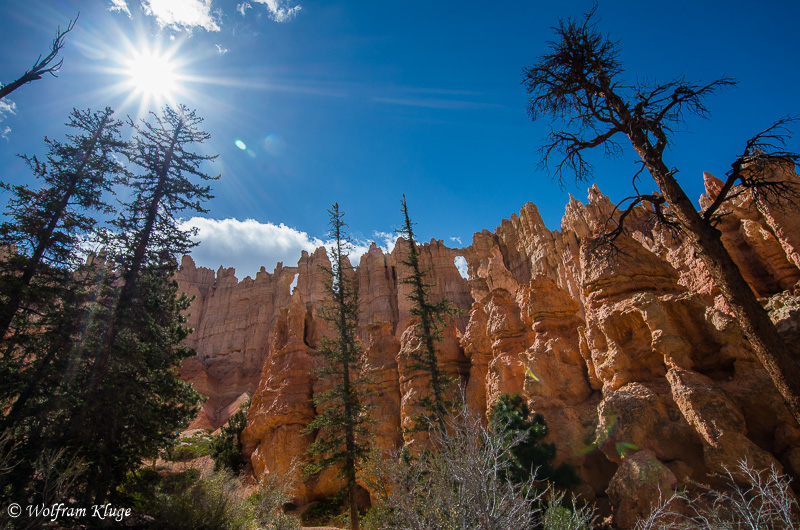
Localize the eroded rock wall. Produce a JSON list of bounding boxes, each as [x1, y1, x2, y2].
[[178, 164, 800, 527]]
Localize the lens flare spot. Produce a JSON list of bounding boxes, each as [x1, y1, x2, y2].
[[581, 413, 617, 454], [235, 139, 247, 150], [524, 366, 540, 382], [264, 133, 286, 155], [615, 441, 640, 458]]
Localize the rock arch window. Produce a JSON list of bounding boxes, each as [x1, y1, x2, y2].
[[454, 256, 468, 280]]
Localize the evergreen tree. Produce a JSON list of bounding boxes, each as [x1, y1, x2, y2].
[[87, 104, 217, 390], [304, 204, 371, 530], [66, 105, 216, 503], [397, 195, 457, 433], [0, 107, 125, 502], [0, 107, 124, 439], [490, 394, 579, 489], [0, 107, 124, 343], [211, 399, 251, 474], [64, 263, 201, 503]]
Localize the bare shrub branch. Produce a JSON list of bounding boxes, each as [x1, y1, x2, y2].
[[0, 15, 78, 100], [636, 460, 799, 530], [703, 117, 800, 224], [363, 403, 546, 529]]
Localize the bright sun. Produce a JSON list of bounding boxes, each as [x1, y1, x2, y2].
[[125, 50, 178, 100]]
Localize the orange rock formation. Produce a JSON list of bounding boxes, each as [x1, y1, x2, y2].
[[177, 164, 800, 528]]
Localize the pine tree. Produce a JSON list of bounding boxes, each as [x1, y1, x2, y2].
[[66, 105, 215, 503], [0, 107, 125, 435], [490, 394, 579, 489], [0, 108, 125, 503], [397, 195, 458, 433], [211, 399, 251, 474], [73, 262, 201, 503], [305, 204, 371, 530], [88, 104, 217, 390], [0, 107, 124, 342]]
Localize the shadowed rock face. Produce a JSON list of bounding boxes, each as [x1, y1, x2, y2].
[[178, 163, 800, 527]]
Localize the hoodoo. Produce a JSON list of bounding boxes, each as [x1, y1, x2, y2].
[[178, 165, 800, 525]]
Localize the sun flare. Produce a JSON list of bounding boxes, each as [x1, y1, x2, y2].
[[125, 49, 178, 100]]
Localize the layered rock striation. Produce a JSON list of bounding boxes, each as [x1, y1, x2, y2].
[[178, 164, 800, 527]]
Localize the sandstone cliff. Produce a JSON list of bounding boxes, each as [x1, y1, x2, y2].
[[177, 163, 800, 528]]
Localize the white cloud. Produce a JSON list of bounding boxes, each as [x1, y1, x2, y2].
[[237, 2, 252, 16], [215, 43, 228, 54], [372, 231, 400, 253], [108, 0, 132, 16], [454, 256, 469, 279], [0, 99, 16, 120], [141, 0, 221, 32], [345, 231, 398, 267], [180, 218, 401, 278], [252, 0, 301, 22], [0, 99, 16, 141], [180, 217, 323, 278], [449, 236, 462, 245]]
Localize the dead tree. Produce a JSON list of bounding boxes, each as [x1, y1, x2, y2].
[[0, 15, 78, 100], [522, 6, 800, 424]]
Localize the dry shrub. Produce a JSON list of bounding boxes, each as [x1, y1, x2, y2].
[[636, 460, 799, 529]]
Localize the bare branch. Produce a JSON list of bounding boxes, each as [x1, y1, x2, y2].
[[522, 4, 622, 126], [523, 4, 737, 189], [0, 14, 78, 100], [650, 78, 737, 128], [702, 172, 741, 225], [592, 163, 682, 255], [703, 117, 800, 222], [524, 4, 800, 427], [539, 126, 623, 186]]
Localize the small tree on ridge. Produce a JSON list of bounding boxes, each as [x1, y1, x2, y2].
[[305, 203, 371, 530], [397, 195, 458, 433]]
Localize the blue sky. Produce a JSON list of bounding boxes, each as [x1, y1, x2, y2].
[[1, 0, 798, 277]]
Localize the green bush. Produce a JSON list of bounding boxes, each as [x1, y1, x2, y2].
[[301, 495, 344, 526], [490, 393, 580, 489], [117, 467, 200, 510], [166, 433, 214, 462], [361, 504, 397, 530], [170, 445, 201, 462], [541, 490, 595, 530], [247, 465, 301, 530], [120, 462, 301, 530], [149, 471, 252, 530], [211, 400, 250, 474], [160, 468, 201, 495]]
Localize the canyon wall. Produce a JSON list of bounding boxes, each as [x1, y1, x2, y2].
[[177, 161, 800, 527]]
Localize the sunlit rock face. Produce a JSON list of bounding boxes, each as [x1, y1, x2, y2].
[[177, 255, 297, 430], [178, 163, 800, 525]]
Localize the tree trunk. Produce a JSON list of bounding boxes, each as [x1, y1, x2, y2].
[[633, 135, 800, 425], [349, 481, 359, 530], [88, 120, 182, 389]]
